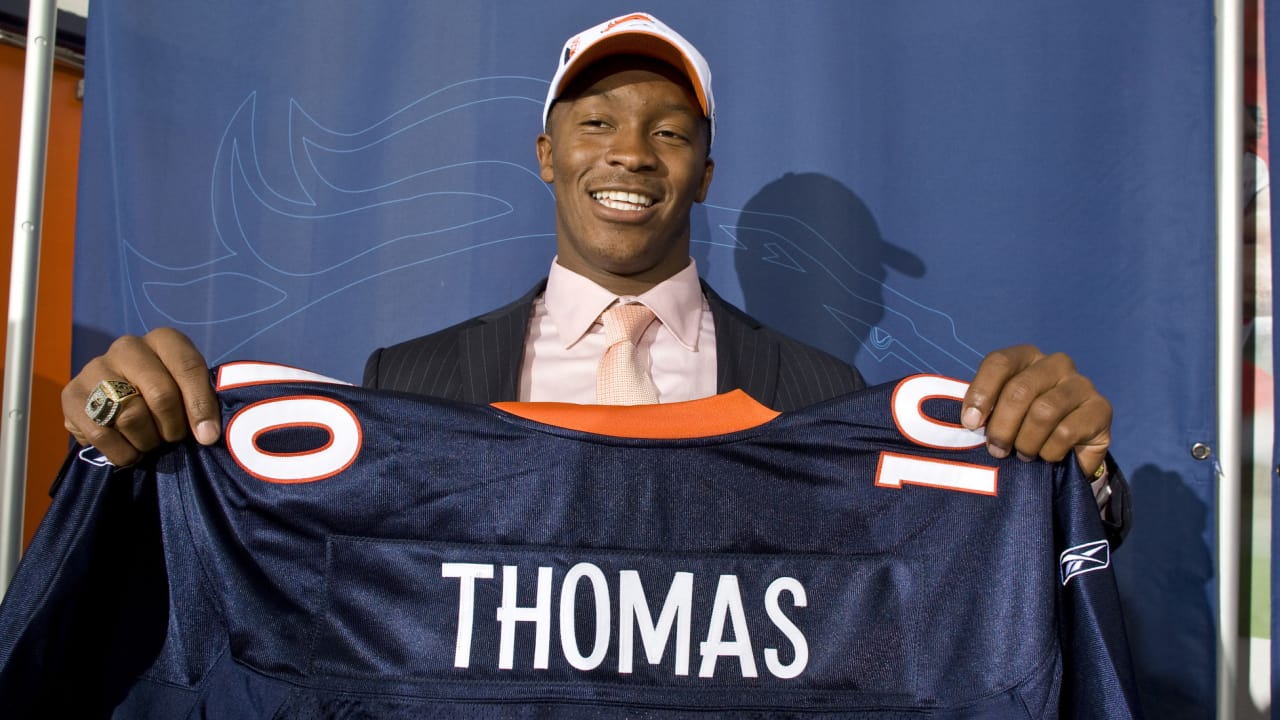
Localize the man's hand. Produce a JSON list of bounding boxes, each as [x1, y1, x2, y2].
[[61, 328, 219, 466], [960, 345, 1112, 477]]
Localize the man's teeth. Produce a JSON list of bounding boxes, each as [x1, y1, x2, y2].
[[592, 190, 654, 210]]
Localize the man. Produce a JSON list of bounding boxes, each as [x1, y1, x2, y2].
[[61, 13, 1126, 541]]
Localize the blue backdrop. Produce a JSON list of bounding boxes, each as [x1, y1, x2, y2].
[[73, 2, 1217, 715]]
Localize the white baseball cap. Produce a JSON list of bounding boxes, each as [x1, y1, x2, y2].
[[543, 12, 716, 144]]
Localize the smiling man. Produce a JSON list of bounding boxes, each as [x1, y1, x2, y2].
[[62, 12, 1127, 543], [538, 57, 715, 294]]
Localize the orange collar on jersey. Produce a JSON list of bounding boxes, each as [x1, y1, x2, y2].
[[492, 389, 780, 439]]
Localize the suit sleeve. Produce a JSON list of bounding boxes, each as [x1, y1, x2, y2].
[[1098, 456, 1132, 549]]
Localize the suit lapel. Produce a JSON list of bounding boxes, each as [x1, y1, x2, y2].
[[457, 281, 545, 403], [703, 282, 779, 406]]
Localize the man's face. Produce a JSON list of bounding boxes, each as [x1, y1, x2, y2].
[[537, 58, 715, 293]]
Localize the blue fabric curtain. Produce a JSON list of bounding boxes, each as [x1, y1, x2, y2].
[[74, 2, 1216, 715]]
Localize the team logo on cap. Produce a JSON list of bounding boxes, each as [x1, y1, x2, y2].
[[1059, 540, 1110, 585], [605, 13, 654, 32]]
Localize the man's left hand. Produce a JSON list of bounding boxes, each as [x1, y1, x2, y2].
[[960, 345, 1111, 477]]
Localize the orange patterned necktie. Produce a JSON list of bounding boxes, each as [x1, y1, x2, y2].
[[595, 303, 659, 405]]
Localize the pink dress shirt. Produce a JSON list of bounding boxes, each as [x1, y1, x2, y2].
[[518, 259, 717, 403]]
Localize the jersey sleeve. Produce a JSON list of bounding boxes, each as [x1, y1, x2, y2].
[[1054, 461, 1144, 718], [0, 447, 166, 715]]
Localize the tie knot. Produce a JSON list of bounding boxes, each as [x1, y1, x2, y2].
[[601, 303, 656, 346]]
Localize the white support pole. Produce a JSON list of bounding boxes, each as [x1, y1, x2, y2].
[[1214, 0, 1244, 718], [0, 0, 58, 597]]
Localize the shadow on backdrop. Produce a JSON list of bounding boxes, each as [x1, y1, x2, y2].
[[712, 173, 930, 377], [1117, 464, 1215, 719]]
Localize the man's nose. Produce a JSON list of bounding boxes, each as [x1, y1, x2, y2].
[[606, 128, 658, 172]]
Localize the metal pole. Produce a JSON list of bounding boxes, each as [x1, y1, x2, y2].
[[1214, 0, 1244, 717], [0, 0, 58, 597]]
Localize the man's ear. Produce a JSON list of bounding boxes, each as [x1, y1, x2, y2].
[[695, 156, 715, 203], [536, 133, 554, 184]]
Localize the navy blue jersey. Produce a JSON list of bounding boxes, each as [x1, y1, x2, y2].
[[0, 362, 1139, 718]]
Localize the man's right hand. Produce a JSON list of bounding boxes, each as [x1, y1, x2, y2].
[[61, 328, 220, 466]]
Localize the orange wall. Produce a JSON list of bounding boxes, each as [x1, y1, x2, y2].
[[0, 42, 82, 547]]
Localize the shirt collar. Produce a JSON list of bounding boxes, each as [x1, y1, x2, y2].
[[544, 258, 705, 351]]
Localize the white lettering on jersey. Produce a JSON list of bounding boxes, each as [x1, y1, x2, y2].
[[877, 375, 998, 495], [698, 575, 758, 678], [875, 452, 999, 496], [225, 396, 362, 484], [618, 570, 693, 675], [215, 360, 351, 390], [442, 563, 808, 680], [763, 577, 809, 679], [890, 375, 985, 450], [496, 565, 553, 670], [219, 361, 361, 483], [560, 563, 611, 671], [441, 562, 495, 668]]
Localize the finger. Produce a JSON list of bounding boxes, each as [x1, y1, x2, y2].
[[70, 423, 145, 467], [61, 356, 115, 443], [973, 352, 1074, 458], [1052, 396, 1112, 472], [1073, 439, 1111, 481], [108, 388, 164, 451], [961, 345, 1045, 431], [61, 335, 187, 463], [983, 351, 1075, 453], [63, 417, 91, 450], [143, 328, 218, 444], [988, 355, 1083, 460], [97, 334, 190, 442], [61, 371, 146, 466], [1008, 374, 1098, 461]]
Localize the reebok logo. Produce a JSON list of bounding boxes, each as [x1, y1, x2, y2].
[[77, 447, 112, 468], [1059, 540, 1110, 585]]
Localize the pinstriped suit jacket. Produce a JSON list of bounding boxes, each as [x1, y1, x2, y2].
[[362, 280, 865, 411]]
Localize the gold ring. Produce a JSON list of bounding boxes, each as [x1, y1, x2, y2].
[[84, 379, 140, 427]]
